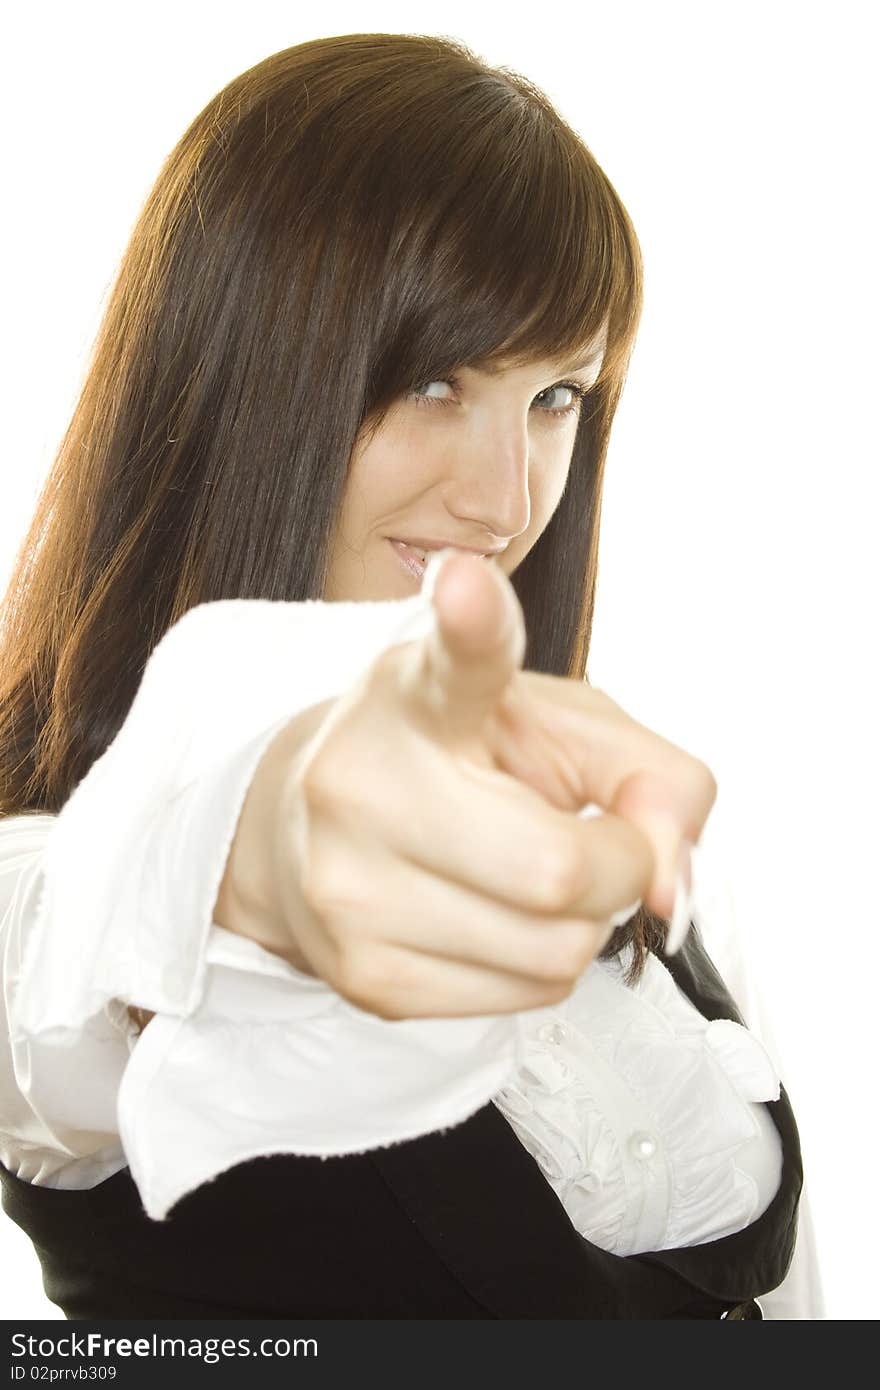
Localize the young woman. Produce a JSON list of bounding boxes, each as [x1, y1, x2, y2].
[[0, 32, 810, 1318]]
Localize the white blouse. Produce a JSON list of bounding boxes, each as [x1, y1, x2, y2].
[[0, 584, 823, 1317]]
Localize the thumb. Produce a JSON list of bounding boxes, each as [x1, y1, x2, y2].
[[408, 547, 527, 745]]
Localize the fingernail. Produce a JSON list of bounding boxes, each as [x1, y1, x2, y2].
[[664, 839, 694, 956]]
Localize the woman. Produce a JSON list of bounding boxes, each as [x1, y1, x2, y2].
[[0, 32, 807, 1318]]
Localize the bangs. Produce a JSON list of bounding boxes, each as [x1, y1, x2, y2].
[[360, 74, 643, 413]]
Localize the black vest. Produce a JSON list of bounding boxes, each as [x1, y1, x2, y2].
[[1, 926, 801, 1319]]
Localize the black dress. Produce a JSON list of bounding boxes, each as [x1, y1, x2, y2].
[[0, 926, 800, 1319]]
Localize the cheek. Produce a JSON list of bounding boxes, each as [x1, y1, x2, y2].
[[530, 451, 573, 529], [334, 451, 398, 537], [347, 422, 431, 512]]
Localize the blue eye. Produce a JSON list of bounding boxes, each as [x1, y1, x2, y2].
[[408, 377, 588, 420]]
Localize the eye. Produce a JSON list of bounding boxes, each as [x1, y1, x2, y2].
[[408, 377, 588, 420], [533, 383, 588, 417], [410, 380, 455, 404]]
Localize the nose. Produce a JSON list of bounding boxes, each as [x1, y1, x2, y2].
[[442, 416, 532, 543]]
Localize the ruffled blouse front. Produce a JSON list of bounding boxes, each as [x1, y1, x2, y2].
[[494, 943, 782, 1254]]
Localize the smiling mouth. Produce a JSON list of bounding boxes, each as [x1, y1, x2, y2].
[[388, 539, 432, 578], [387, 538, 492, 579]]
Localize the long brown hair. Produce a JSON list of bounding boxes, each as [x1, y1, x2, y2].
[[0, 32, 666, 979]]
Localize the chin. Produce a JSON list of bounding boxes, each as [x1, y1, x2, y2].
[[324, 567, 411, 604]]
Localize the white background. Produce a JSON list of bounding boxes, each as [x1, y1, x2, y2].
[[2, 0, 877, 1320]]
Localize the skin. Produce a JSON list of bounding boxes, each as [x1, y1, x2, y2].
[[134, 332, 612, 1032], [136, 323, 716, 1030], [322, 331, 608, 602]]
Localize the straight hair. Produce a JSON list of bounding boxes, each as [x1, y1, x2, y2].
[[0, 32, 665, 979]]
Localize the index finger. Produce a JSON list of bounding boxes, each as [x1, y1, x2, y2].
[[397, 548, 527, 746]]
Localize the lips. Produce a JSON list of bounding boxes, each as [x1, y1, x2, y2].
[[396, 540, 429, 563], [388, 538, 493, 581], [389, 538, 430, 578]]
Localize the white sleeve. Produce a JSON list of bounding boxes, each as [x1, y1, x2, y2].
[[2, 591, 523, 1218], [690, 841, 826, 1319], [0, 704, 300, 1185], [1, 814, 131, 1189]]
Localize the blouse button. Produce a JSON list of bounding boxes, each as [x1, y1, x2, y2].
[[628, 1130, 658, 1161], [536, 1021, 568, 1046]]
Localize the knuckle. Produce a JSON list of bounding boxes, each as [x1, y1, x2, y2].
[[300, 735, 374, 820], [299, 708, 408, 821], [334, 946, 403, 1019], [569, 927, 601, 977], [534, 838, 583, 911], [332, 944, 374, 1005], [572, 926, 602, 975], [299, 745, 343, 811], [535, 927, 596, 982], [539, 978, 578, 1009], [298, 842, 351, 919]]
